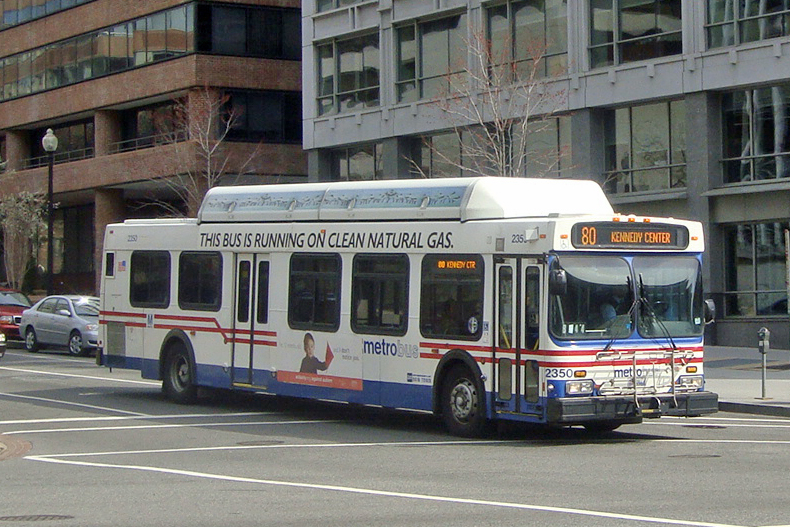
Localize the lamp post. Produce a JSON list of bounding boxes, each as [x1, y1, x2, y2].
[[41, 129, 58, 296]]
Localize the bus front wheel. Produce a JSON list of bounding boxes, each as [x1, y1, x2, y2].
[[162, 343, 197, 404], [440, 365, 487, 437]]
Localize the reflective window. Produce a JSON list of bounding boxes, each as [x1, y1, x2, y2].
[[1, 0, 92, 30], [707, 0, 790, 47], [724, 222, 790, 317], [288, 254, 342, 331], [420, 254, 484, 341], [352, 254, 409, 336], [335, 143, 382, 180], [178, 251, 222, 311], [316, 33, 381, 115], [487, 0, 568, 81], [130, 251, 170, 308], [316, 0, 364, 13], [723, 86, 790, 183], [590, 0, 682, 68], [603, 100, 686, 193], [396, 13, 466, 102], [225, 90, 302, 144]]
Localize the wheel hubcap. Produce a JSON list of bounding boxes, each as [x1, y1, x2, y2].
[[174, 358, 189, 389], [450, 380, 476, 422]]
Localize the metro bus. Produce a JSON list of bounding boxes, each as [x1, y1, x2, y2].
[[98, 177, 718, 436]]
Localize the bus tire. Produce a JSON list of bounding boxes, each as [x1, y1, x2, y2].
[[162, 342, 197, 404], [441, 364, 487, 437]]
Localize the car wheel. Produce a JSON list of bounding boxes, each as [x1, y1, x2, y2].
[[24, 327, 39, 352], [440, 364, 488, 437], [68, 330, 87, 356], [162, 342, 198, 404]]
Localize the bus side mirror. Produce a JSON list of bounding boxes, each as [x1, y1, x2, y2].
[[549, 269, 567, 296], [704, 299, 715, 325]]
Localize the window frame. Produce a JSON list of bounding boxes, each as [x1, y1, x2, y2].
[[351, 254, 410, 336], [130, 250, 171, 309], [288, 253, 342, 332], [178, 251, 223, 312], [420, 253, 485, 341]]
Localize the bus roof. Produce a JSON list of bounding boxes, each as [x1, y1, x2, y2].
[[197, 177, 614, 223]]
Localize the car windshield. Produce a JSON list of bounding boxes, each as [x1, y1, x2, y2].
[[0, 291, 32, 308], [549, 255, 704, 340], [74, 300, 100, 317]]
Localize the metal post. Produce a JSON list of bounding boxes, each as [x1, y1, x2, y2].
[[46, 151, 54, 296], [758, 327, 770, 400], [42, 129, 58, 296]]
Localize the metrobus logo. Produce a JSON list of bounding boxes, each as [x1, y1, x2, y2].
[[363, 338, 419, 358]]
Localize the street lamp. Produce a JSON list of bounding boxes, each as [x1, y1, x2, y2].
[[41, 128, 58, 296]]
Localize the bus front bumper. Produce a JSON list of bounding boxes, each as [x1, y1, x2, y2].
[[546, 391, 719, 425]]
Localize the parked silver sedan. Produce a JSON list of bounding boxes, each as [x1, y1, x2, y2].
[[20, 296, 100, 356]]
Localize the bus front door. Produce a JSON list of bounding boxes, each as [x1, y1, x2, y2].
[[494, 259, 543, 418], [232, 254, 272, 388]]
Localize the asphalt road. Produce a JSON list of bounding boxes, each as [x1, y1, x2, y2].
[[1, 346, 789, 527]]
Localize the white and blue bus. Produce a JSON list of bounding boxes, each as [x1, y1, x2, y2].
[[99, 177, 717, 436]]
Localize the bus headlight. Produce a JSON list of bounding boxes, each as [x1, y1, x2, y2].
[[565, 380, 594, 395], [676, 376, 703, 390]]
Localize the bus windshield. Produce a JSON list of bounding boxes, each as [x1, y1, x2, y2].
[[549, 255, 704, 340]]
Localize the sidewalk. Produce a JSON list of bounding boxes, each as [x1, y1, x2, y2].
[[705, 345, 790, 418]]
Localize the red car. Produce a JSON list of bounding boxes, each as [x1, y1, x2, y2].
[[0, 287, 33, 341]]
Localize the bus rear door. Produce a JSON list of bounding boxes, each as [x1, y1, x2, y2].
[[494, 258, 543, 418], [232, 254, 272, 388]]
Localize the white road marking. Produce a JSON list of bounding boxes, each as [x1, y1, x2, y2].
[[0, 392, 147, 416], [24, 454, 746, 527], [0, 412, 271, 426], [5, 419, 337, 435], [0, 365, 159, 385]]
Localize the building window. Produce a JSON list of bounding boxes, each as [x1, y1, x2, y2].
[[60, 205, 94, 276], [723, 86, 790, 184], [178, 252, 222, 311], [351, 254, 409, 336], [130, 251, 171, 308], [288, 253, 342, 331], [724, 222, 789, 317], [196, 3, 300, 59], [335, 143, 382, 180], [420, 254, 484, 340], [487, 0, 568, 80], [603, 100, 686, 194], [590, 0, 682, 68], [316, 0, 365, 13], [416, 116, 571, 178], [225, 90, 302, 144], [0, 3, 194, 102], [28, 120, 94, 167], [396, 13, 467, 103], [1, 0, 94, 31], [707, 0, 790, 48], [317, 33, 380, 115]]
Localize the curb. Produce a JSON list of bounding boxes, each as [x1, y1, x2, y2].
[[718, 401, 790, 418]]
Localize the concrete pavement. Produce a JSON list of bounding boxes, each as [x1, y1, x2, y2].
[[705, 345, 790, 418]]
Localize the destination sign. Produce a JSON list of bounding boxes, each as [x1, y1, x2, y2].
[[571, 222, 689, 250]]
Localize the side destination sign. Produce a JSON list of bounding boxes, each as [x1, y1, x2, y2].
[[571, 222, 689, 250]]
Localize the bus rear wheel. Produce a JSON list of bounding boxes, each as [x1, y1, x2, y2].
[[162, 343, 197, 404], [441, 365, 487, 437]]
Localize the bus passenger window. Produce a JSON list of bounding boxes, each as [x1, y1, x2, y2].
[[105, 252, 115, 277], [525, 267, 540, 350], [420, 254, 484, 341], [351, 254, 408, 336], [288, 253, 341, 331], [256, 261, 270, 324], [179, 252, 222, 312], [130, 251, 171, 308]]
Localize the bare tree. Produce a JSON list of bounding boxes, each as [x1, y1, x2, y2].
[[150, 87, 263, 216], [0, 190, 46, 290], [413, 30, 569, 179]]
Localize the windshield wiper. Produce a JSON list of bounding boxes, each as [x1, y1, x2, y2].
[[637, 273, 678, 351], [600, 276, 637, 353]]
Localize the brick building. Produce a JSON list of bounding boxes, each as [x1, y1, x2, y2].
[[0, 0, 306, 294]]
